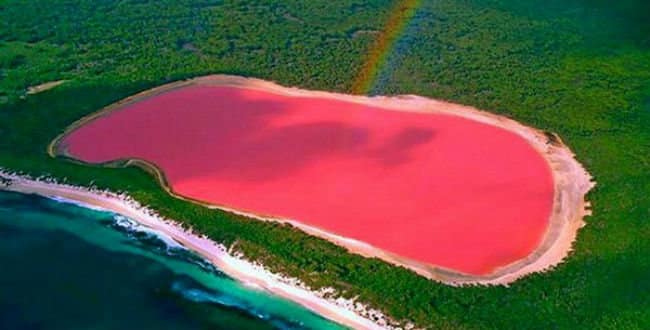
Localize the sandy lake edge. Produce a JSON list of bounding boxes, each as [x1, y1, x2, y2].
[[48, 75, 596, 285]]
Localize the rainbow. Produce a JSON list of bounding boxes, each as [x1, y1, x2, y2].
[[351, 0, 423, 94]]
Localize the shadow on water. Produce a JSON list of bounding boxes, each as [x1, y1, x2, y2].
[[66, 86, 436, 183]]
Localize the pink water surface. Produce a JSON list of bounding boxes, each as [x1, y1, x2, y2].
[[62, 85, 554, 275]]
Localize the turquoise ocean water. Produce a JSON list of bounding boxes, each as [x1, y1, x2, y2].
[[0, 190, 345, 330]]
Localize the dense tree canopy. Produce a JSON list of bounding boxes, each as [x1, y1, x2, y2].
[[1, 1, 649, 328]]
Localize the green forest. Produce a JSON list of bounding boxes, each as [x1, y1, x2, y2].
[[1, 0, 650, 328]]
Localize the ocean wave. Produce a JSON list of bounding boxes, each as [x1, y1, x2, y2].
[[45, 196, 187, 254], [171, 279, 305, 330], [108, 215, 226, 276], [47, 195, 109, 212], [111, 215, 184, 249], [43, 194, 222, 275]]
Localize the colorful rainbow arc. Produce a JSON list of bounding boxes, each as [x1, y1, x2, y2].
[[351, 0, 422, 95]]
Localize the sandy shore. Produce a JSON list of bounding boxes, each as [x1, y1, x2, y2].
[[0, 171, 397, 330], [49, 75, 595, 285]]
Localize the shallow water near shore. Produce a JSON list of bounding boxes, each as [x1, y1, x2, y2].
[[0, 190, 345, 330]]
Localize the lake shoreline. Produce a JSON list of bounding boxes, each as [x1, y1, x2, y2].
[[50, 75, 595, 284]]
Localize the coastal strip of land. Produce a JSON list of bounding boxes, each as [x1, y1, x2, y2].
[[0, 171, 397, 330]]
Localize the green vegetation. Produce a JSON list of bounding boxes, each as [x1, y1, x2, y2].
[[1, 0, 650, 328]]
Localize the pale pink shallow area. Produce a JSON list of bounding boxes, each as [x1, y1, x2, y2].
[[61, 85, 554, 275]]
